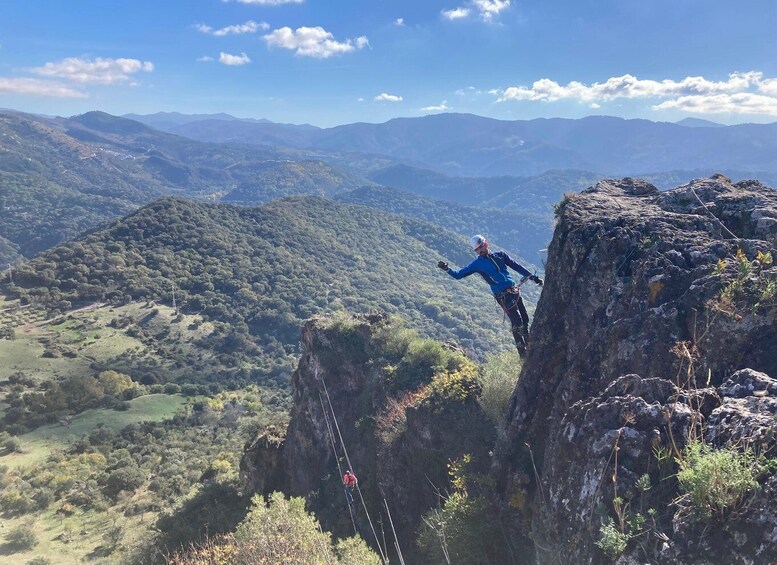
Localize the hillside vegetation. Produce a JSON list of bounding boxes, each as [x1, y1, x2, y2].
[[338, 184, 550, 269], [4, 196, 517, 385], [0, 111, 368, 258]]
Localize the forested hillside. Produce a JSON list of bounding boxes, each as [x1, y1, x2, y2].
[[222, 160, 369, 204], [5, 196, 517, 384], [338, 185, 549, 269], [0, 111, 369, 258]]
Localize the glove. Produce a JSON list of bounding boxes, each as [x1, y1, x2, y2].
[[530, 275, 543, 286], [437, 261, 449, 271]]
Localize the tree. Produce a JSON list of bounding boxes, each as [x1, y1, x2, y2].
[[98, 370, 134, 397]]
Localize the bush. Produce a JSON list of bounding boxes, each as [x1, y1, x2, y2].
[[26, 558, 52, 565], [169, 492, 381, 564], [478, 349, 521, 428], [417, 492, 507, 565], [4, 436, 23, 454], [104, 465, 146, 497], [5, 524, 38, 550], [595, 519, 628, 559], [677, 441, 761, 521]]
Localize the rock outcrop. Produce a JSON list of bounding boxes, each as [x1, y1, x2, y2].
[[494, 175, 777, 563], [240, 313, 495, 561], [240, 174, 777, 564]]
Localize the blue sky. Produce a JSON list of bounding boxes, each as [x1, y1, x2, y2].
[[1, 0, 776, 126]]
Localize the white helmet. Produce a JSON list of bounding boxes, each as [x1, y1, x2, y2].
[[470, 234, 487, 250]]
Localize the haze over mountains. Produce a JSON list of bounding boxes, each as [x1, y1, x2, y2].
[[4, 108, 776, 269], [128, 111, 777, 178]]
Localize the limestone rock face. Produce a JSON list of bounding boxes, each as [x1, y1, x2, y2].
[[494, 176, 777, 563]]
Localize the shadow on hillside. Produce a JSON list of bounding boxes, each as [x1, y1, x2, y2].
[[0, 542, 26, 556], [154, 481, 250, 555], [86, 544, 116, 560]]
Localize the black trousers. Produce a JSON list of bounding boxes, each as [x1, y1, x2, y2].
[[495, 287, 530, 355]]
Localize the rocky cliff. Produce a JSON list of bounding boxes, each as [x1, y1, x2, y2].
[[240, 174, 777, 564], [494, 175, 777, 563], [241, 313, 495, 561]]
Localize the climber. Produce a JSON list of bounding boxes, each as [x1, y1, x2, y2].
[[437, 234, 543, 356], [343, 469, 357, 505]]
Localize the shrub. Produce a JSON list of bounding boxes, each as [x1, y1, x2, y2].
[[478, 349, 521, 428], [418, 492, 507, 565], [26, 557, 52, 565], [595, 519, 628, 559], [677, 441, 761, 521], [5, 524, 38, 550], [3, 436, 23, 454], [420, 361, 481, 410], [169, 492, 381, 564]]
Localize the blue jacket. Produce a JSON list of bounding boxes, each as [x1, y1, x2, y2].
[[446, 251, 532, 294]]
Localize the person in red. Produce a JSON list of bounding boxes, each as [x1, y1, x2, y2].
[[343, 469, 357, 504]]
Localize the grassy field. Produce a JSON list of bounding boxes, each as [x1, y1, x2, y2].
[[0, 299, 253, 563], [0, 492, 153, 565], [0, 392, 191, 565], [1, 393, 188, 470], [0, 300, 219, 425]]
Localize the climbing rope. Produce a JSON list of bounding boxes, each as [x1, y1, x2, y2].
[[319, 374, 389, 565], [690, 185, 742, 242], [384, 498, 406, 565], [318, 391, 358, 535]]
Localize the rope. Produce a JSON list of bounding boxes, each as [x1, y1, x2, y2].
[[690, 186, 741, 242], [320, 373, 389, 565], [319, 391, 358, 535], [384, 498, 406, 565]]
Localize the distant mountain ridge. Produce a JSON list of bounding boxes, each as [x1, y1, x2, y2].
[[155, 112, 777, 177]]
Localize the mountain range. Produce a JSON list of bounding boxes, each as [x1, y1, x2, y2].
[[128, 111, 777, 178], [4, 108, 777, 268]]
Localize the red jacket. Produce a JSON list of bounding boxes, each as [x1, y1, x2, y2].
[[343, 472, 357, 487]]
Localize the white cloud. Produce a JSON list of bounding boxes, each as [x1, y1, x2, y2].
[[473, 0, 511, 21], [442, 0, 510, 22], [395, 18, 405, 26], [219, 52, 251, 66], [497, 71, 777, 116], [263, 26, 368, 58], [29, 57, 153, 85], [357, 97, 365, 102], [223, 0, 303, 4], [499, 72, 764, 103], [0, 77, 87, 98], [196, 20, 269, 36], [653, 93, 777, 115], [442, 7, 470, 20], [197, 56, 214, 62], [455, 86, 483, 96], [590, 102, 601, 109], [374, 93, 403, 102], [421, 101, 450, 112], [759, 79, 777, 97]]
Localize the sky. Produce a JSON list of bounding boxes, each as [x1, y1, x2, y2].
[[1, 0, 776, 127]]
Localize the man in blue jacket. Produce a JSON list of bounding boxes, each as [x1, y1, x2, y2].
[[438, 235, 542, 356]]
